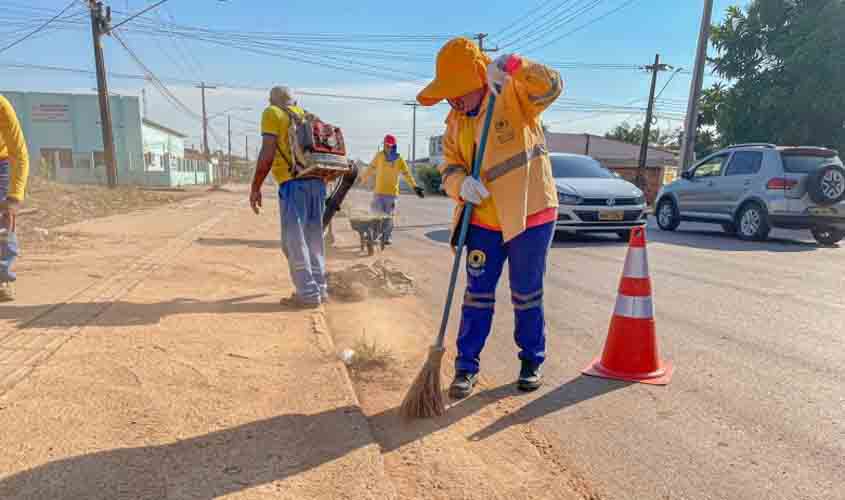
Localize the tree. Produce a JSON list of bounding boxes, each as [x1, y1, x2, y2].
[[605, 121, 673, 147], [702, 0, 845, 152]]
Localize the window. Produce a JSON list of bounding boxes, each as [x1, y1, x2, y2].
[[551, 156, 614, 179], [725, 151, 763, 176], [693, 154, 728, 178], [782, 154, 842, 173]]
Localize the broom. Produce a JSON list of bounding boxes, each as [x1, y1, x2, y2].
[[400, 93, 498, 418]]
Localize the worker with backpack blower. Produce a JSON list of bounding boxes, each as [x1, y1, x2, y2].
[[359, 134, 425, 245], [250, 86, 327, 309], [417, 37, 563, 398]]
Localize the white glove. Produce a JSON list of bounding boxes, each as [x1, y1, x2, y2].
[[487, 54, 515, 95], [460, 177, 490, 205]]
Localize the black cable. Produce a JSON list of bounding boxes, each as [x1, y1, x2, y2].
[[523, 0, 642, 54], [0, 0, 79, 54]]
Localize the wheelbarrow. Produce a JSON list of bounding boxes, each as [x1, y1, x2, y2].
[[349, 215, 391, 256]]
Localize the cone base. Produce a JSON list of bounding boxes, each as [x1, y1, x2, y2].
[[583, 357, 673, 385]]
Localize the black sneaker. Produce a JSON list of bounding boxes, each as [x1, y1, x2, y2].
[[517, 361, 542, 392], [449, 371, 478, 400]]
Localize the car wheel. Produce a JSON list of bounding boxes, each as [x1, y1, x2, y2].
[[736, 203, 771, 241], [811, 227, 845, 246], [616, 230, 632, 242], [807, 164, 845, 206], [656, 199, 680, 231], [721, 222, 737, 234]]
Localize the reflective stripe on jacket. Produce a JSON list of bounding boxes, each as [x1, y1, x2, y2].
[[439, 58, 562, 242]]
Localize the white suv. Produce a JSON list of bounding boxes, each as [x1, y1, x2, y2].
[[655, 144, 845, 245]]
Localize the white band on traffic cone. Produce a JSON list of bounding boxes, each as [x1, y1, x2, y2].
[[622, 248, 650, 279], [613, 294, 654, 319]]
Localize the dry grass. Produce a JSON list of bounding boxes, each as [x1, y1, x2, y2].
[[348, 334, 396, 373]]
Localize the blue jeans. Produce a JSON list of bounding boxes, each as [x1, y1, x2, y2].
[[0, 160, 18, 283], [278, 178, 327, 303], [455, 222, 555, 374], [370, 194, 396, 242]]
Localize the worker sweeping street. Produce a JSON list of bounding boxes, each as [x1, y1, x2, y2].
[[417, 37, 563, 399], [0, 95, 30, 302], [250, 86, 327, 309], [359, 135, 424, 245]]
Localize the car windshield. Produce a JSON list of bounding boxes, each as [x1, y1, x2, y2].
[[551, 156, 615, 179], [781, 153, 843, 173]]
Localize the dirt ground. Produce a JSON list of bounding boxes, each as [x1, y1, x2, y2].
[[1, 188, 395, 500], [325, 239, 601, 500], [15, 175, 202, 252]]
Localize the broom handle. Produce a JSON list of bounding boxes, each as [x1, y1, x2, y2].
[[434, 94, 498, 349]]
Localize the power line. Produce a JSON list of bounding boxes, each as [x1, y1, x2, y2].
[[0, 0, 79, 54], [491, 0, 561, 42], [107, 0, 171, 33], [523, 0, 642, 54], [509, 0, 607, 50]]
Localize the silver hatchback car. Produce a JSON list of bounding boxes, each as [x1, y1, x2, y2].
[[655, 144, 845, 244]]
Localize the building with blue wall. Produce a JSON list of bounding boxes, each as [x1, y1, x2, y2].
[[1, 90, 214, 187]]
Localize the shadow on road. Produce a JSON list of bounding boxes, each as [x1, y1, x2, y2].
[[196, 237, 279, 249], [0, 406, 374, 499], [552, 232, 627, 249], [469, 375, 631, 441], [0, 377, 624, 498], [0, 295, 282, 329], [424, 229, 452, 244], [0, 383, 534, 499], [650, 228, 820, 253]]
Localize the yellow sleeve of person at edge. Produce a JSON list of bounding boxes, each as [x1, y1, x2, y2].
[[0, 95, 30, 201]]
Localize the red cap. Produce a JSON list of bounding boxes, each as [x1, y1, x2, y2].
[[384, 134, 397, 146]]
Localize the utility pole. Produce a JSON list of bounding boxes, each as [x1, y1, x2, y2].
[[680, 0, 715, 171], [141, 87, 148, 118], [403, 102, 418, 164], [245, 135, 249, 162], [637, 54, 671, 191], [227, 114, 232, 183], [474, 33, 499, 53], [196, 82, 217, 182], [88, 1, 118, 188]]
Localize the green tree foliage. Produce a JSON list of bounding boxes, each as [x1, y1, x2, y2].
[[702, 0, 845, 151], [605, 121, 673, 147]]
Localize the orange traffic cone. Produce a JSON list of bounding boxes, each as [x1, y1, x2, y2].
[[583, 226, 672, 385]]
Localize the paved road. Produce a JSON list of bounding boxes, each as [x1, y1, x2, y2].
[[367, 192, 844, 500]]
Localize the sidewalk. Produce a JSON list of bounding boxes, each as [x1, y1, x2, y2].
[[0, 187, 395, 499]]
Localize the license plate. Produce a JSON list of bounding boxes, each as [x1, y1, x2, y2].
[[809, 207, 837, 216], [599, 210, 625, 221]]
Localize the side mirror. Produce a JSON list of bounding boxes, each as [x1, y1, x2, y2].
[[681, 170, 693, 180]]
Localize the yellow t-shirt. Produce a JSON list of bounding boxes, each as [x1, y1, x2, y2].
[[362, 151, 418, 197], [455, 114, 500, 228], [260, 104, 304, 185], [0, 95, 30, 201]]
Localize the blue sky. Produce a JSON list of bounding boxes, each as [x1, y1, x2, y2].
[[1, 0, 744, 160]]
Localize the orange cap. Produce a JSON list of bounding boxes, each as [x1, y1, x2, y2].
[[417, 37, 491, 106]]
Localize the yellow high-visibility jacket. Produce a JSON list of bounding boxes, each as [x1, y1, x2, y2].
[[0, 95, 29, 201], [361, 151, 418, 197], [439, 58, 562, 242]]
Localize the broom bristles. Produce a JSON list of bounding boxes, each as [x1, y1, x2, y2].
[[399, 346, 446, 419]]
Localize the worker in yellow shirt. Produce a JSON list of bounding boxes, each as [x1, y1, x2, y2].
[[250, 86, 326, 309], [417, 37, 562, 398], [359, 134, 424, 245], [0, 95, 30, 302]]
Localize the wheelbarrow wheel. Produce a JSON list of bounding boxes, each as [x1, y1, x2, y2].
[[367, 240, 375, 256]]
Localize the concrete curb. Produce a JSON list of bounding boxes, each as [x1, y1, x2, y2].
[[309, 309, 399, 500]]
